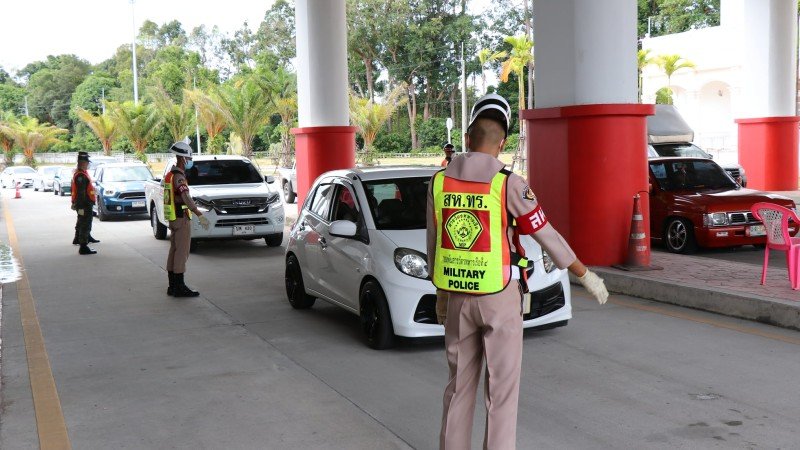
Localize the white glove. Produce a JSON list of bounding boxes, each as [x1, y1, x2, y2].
[[578, 270, 609, 305], [198, 215, 210, 230], [77, 208, 85, 216]]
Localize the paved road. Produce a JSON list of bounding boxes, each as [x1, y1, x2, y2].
[[2, 188, 800, 449], [654, 243, 789, 272]]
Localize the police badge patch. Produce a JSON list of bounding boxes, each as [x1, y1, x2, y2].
[[522, 186, 537, 202]]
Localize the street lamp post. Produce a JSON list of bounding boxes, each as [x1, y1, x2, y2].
[[130, 0, 139, 105]]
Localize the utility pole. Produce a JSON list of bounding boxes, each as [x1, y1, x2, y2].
[[130, 0, 139, 105], [24, 96, 29, 116], [194, 76, 201, 154], [101, 87, 106, 115], [461, 43, 467, 151]]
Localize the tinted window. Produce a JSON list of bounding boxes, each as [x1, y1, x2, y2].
[[185, 160, 263, 185], [364, 177, 430, 230], [102, 166, 153, 182], [651, 144, 710, 158], [308, 184, 334, 219], [649, 160, 737, 191]]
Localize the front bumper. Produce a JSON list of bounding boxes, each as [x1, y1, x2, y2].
[[696, 224, 798, 248], [188, 207, 285, 239], [100, 196, 148, 215]]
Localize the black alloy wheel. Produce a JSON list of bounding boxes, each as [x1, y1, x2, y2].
[[359, 280, 395, 350], [664, 218, 697, 254], [285, 254, 316, 309]]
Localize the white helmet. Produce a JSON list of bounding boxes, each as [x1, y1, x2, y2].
[[468, 93, 512, 136], [170, 137, 193, 158]]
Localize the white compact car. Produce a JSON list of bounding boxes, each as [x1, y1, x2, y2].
[[33, 166, 65, 192], [285, 167, 572, 349], [1, 166, 37, 188]]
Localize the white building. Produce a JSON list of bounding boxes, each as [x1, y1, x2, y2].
[[641, 0, 768, 163]]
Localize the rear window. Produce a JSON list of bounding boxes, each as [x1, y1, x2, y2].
[[185, 160, 263, 185]]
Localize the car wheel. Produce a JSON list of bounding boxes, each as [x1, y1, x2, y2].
[[59, 185, 66, 196], [265, 233, 283, 247], [359, 280, 395, 350], [283, 181, 296, 204], [285, 254, 316, 309], [53, 184, 58, 195], [151, 207, 168, 240], [96, 198, 108, 221], [664, 218, 697, 254], [34, 184, 39, 191]]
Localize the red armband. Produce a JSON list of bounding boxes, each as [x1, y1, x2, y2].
[[516, 205, 548, 235]]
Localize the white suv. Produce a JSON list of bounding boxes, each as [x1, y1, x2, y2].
[[284, 167, 572, 349]]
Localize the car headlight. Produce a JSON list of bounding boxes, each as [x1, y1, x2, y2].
[[104, 189, 116, 197], [194, 198, 214, 212], [266, 192, 282, 209], [704, 212, 729, 226], [542, 250, 556, 273], [394, 248, 429, 280]]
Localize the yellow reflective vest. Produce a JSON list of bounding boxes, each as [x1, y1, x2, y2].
[[432, 170, 513, 295], [162, 170, 177, 221]]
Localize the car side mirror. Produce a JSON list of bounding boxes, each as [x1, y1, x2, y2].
[[329, 220, 358, 238], [265, 175, 275, 184]]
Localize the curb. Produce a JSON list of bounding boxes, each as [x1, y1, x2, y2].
[[581, 268, 800, 332]]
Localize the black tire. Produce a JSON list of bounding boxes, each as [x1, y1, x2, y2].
[[151, 207, 167, 240], [59, 186, 66, 197], [96, 198, 108, 221], [53, 184, 58, 195], [359, 280, 395, 350], [34, 185, 39, 191], [189, 239, 198, 253], [285, 254, 316, 309], [664, 218, 698, 254], [283, 181, 296, 204], [265, 233, 283, 247]]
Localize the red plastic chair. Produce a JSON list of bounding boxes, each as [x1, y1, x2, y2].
[[750, 202, 800, 290]]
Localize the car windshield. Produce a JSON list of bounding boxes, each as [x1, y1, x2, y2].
[[42, 167, 60, 176], [103, 166, 152, 182], [364, 176, 430, 230], [185, 159, 263, 185], [15, 167, 36, 174], [650, 160, 737, 191], [652, 143, 710, 158]]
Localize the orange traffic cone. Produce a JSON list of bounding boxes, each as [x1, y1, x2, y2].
[[14, 182, 21, 199], [613, 194, 661, 271]]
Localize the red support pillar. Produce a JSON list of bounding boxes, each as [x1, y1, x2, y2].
[[735, 117, 800, 191], [522, 104, 655, 266], [291, 126, 357, 205]]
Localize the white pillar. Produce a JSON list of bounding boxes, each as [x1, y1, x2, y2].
[[295, 0, 350, 127], [740, 0, 798, 118], [533, 0, 638, 108]]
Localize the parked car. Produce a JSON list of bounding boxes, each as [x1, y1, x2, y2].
[[648, 157, 797, 253], [92, 162, 153, 221], [145, 155, 284, 249], [33, 166, 64, 192], [647, 104, 747, 186], [285, 166, 572, 349], [53, 167, 75, 196], [0, 166, 37, 188], [277, 162, 297, 203]]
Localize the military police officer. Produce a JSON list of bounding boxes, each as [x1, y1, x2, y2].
[[427, 94, 610, 449], [72, 151, 97, 255], [441, 142, 455, 167], [164, 140, 209, 297]]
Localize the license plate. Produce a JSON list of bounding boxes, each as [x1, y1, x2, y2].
[[132, 200, 145, 208], [233, 225, 256, 235], [749, 225, 766, 237]]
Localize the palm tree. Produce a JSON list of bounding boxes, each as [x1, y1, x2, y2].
[[349, 83, 408, 166], [500, 35, 534, 113], [261, 68, 298, 167], [637, 49, 655, 102], [107, 101, 163, 160], [76, 108, 119, 156], [184, 88, 227, 155], [0, 111, 19, 166], [657, 53, 696, 88], [10, 117, 67, 166], [205, 76, 274, 158], [478, 48, 507, 93], [151, 88, 195, 144]]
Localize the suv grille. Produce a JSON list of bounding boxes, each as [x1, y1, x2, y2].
[[119, 191, 145, 199], [728, 211, 758, 225], [212, 197, 271, 214], [215, 218, 270, 227]]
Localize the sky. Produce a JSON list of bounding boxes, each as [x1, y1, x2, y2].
[[0, 0, 276, 72]]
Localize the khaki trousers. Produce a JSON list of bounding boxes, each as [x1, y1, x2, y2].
[[440, 282, 523, 450], [166, 216, 191, 273]]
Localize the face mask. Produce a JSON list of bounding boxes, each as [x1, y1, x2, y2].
[[185, 160, 194, 170]]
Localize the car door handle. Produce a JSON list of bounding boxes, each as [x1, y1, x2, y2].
[[318, 236, 327, 249]]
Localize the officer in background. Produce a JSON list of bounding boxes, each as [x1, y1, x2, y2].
[[72, 152, 97, 255], [427, 94, 609, 449], [164, 140, 209, 297], [440, 142, 455, 167]]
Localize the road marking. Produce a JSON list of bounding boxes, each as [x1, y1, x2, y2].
[[3, 197, 72, 450], [608, 296, 800, 346]]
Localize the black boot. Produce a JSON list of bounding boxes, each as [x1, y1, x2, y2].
[[167, 271, 175, 296], [72, 236, 79, 245], [88, 236, 100, 243], [79, 245, 97, 255], [173, 273, 199, 297]]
